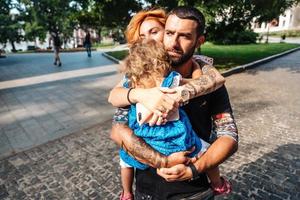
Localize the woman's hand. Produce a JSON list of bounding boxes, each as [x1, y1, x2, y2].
[[135, 87, 179, 118]]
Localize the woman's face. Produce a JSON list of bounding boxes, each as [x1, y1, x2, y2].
[[139, 19, 164, 42]]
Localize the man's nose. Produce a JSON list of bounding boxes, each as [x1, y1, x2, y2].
[[170, 36, 179, 49]]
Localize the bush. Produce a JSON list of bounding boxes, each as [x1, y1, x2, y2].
[[27, 45, 36, 51], [209, 30, 258, 45]]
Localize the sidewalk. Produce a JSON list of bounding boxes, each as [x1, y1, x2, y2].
[[0, 52, 121, 159]]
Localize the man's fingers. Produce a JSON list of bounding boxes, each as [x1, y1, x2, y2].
[[158, 168, 181, 176], [162, 118, 168, 125], [190, 157, 197, 163], [184, 146, 196, 155], [157, 168, 185, 181]]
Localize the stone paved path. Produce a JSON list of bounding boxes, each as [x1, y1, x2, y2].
[[0, 50, 299, 199], [0, 52, 121, 159]]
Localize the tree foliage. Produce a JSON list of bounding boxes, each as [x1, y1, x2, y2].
[[0, 0, 23, 51], [77, 0, 142, 42], [145, 0, 300, 44], [2, 0, 300, 48]]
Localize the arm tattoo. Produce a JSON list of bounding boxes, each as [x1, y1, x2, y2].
[[184, 82, 198, 99], [182, 64, 225, 100], [183, 74, 215, 99], [213, 113, 239, 142], [113, 107, 168, 168], [121, 134, 168, 168]]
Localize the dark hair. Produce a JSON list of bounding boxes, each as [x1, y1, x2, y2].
[[168, 6, 205, 36]]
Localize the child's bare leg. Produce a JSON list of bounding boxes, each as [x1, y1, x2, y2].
[[121, 167, 134, 195], [206, 166, 232, 195], [206, 167, 222, 187]]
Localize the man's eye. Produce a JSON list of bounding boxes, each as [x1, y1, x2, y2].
[[151, 31, 157, 35], [182, 35, 190, 40]]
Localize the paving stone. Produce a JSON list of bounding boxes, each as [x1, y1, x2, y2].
[[0, 184, 9, 199]]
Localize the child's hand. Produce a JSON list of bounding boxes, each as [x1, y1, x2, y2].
[[166, 147, 195, 167]]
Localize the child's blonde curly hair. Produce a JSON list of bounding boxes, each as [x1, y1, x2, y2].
[[124, 39, 171, 88]]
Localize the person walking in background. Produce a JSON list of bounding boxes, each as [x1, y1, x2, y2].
[[84, 32, 92, 57], [52, 33, 62, 66]]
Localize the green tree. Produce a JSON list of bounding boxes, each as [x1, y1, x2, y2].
[[77, 0, 142, 43], [0, 0, 23, 52], [19, 0, 85, 47], [145, 0, 300, 44], [19, 3, 47, 46]]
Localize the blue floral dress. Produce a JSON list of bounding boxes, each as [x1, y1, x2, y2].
[[120, 71, 202, 169]]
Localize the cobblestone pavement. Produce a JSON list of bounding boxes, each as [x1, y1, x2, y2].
[[0, 52, 121, 158], [0, 50, 300, 199]]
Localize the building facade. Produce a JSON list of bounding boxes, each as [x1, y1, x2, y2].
[[253, 4, 300, 33]]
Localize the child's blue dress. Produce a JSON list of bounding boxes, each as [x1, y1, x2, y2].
[[120, 71, 202, 169]]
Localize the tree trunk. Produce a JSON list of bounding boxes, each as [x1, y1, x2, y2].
[[97, 28, 102, 43], [10, 40, 17, 52], [266, 24, 270, 44]]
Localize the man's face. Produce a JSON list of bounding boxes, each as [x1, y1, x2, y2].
[[163, 14, 200, 67]]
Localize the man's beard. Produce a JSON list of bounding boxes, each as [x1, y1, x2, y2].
[[167, 43, 197, 68]]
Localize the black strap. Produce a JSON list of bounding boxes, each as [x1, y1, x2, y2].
[[127, 88, 134, 104], [188, 163, 199, 181]]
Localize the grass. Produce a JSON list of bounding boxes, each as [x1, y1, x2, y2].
[[200, 42, 299, 70], [107, 50, 128, 60], [268, 30, 300, 38], [106, 42, 299, 70], [93, 42, 118, 49]]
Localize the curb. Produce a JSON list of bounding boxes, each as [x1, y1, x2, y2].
[[102, 52, 121, 64], [102, 46, 300, 77], [221, 46, 300, 77]]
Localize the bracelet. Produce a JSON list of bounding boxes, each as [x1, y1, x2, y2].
[[127, 88, 134, 105], [188, 163, 199, 181]]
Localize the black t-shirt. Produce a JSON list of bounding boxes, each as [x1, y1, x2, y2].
[[135, 85, 233, 200]]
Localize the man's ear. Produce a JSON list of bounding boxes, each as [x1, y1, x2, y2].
[[196, 35, 205, 48]]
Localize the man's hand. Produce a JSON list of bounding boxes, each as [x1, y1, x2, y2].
[[166, 147, 195, 167], [157, 164, 193, 182]]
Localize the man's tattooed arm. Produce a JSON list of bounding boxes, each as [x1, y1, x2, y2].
[[118, 124, 168, 168], [213, 112, 239, 143], [192, 112, 238, 173], [111, 108, 168, 168], [181, 64, 225, 100]]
